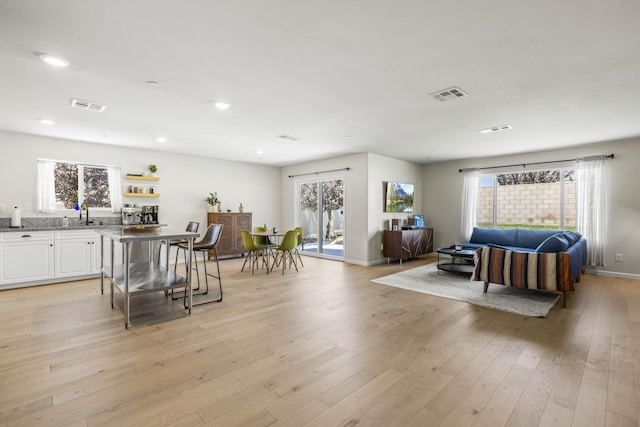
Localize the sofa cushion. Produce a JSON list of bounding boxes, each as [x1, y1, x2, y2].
[[469, 227, 518, 247], [487, 243, 535, 252], [515, 229, 558, 249], [535, 233, 570, 253]]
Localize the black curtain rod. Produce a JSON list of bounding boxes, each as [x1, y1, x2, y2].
[[38, 158, 121, 170], [288, 167, 351, 178], [458, 154, 614, 173]]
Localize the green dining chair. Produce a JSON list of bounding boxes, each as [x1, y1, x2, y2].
[[271, 230, 299, 275], [253, 226, 277, 253], [294, 226, 304, 267], [240, 230, 268, 274]]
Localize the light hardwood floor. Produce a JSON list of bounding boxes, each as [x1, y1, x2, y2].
[[0, 255, 639, 427]]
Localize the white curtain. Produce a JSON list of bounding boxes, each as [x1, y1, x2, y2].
[[36, 160, 57, 213], [108, 167, 123, 212], [576, 156, 607, 266], [460, 169, 480, 241]]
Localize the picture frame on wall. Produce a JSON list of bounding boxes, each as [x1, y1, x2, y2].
[[384, 181, 414, 212]]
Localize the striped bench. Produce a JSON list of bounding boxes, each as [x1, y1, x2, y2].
[[472, 246, 576, 308]]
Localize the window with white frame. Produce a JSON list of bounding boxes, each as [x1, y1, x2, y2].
[[462, 156, 609, 266], [37, 159, 122, 212], [478, 168, 576, 231]]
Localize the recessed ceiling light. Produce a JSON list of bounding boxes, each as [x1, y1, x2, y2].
[[213, 101, 230, 110], [38, 53, 70, 67], [479, 124, 512, 134], [39, 119, 56, 125], [147, 80, 159, 86], [156, 137, 167, 142], [345, 135, 352, 139], [255, 149, 264, 155]]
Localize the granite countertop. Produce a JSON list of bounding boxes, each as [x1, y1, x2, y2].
[[0, 224, 167, 233]]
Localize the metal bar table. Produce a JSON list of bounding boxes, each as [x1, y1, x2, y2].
[[96, 228, 198, 328]]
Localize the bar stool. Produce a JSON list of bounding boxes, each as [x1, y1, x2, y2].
[[161, 221, 199, 273], [174, 223, 224, 306]]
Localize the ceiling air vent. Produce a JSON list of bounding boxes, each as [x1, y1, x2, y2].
[[70, 98, 107, 112], [479, 124, 512, 134], [277, 134, 300, 141], [429, 86, 468, 102]]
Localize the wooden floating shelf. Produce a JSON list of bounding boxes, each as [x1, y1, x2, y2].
[[123, 193, 160, 197], [124, 175, 159, 181]]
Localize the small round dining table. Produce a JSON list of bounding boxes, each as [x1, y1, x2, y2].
[[250, 230, 286, 273]]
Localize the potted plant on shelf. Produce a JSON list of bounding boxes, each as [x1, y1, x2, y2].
[[239, 202, 244, 213], [148, 164, 157, 177], [206, 192, 220, 212]]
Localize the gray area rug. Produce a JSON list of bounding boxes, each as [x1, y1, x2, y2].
[[371, 263, 559, 317]]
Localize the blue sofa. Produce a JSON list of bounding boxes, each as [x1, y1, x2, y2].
[[464, 227, 587, 284]]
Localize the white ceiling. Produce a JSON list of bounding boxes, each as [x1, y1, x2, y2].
[[1, 0, 639, 167]]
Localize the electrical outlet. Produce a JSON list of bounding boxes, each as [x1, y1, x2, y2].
[[381, 244, 384, 250], [615, 253, 623, 262]]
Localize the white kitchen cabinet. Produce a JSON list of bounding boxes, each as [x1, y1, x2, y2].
[[0, 228, 125, 288], [54, 230, 102, 278], [0, 231, 54, 285], [55, 239, 95, 277]]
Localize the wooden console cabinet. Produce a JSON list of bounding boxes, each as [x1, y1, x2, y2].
[[383, 228, 433, 264], [207, 212, 252, 258]]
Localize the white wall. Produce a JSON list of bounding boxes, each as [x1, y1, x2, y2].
[[422, 138, 640, 277], [5, 129, 636, 276], [368, 153, 423, 264], [0, 131, 281, 237], [280, 152, 423, 265]]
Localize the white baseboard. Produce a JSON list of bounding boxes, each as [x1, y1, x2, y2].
[[345, 258, 374, 266], [587, 268, 640, 280], [350, 257, 435, 267], [344, 258, 390, 266]]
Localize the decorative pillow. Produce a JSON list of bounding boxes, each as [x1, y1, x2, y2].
[[535, 233, 570, 253], [562, 231, 580, 245]]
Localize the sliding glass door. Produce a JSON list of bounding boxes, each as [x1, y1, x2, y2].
[[297, 178, 344, 259]]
